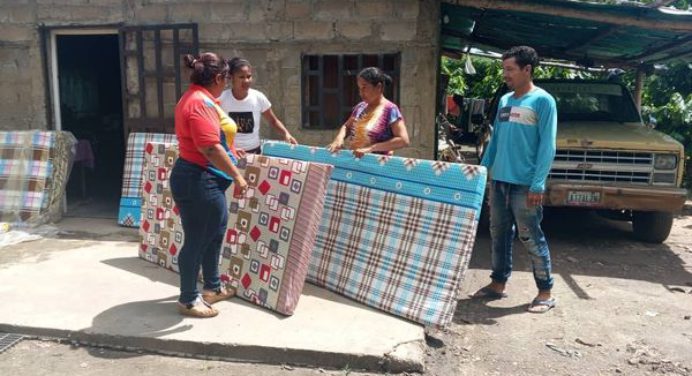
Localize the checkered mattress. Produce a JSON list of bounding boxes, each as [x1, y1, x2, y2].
[[139, 143, 333, 315], [118, 132, 177, 227], [262, 142, 487, 326], [0, 131, 76, 226]]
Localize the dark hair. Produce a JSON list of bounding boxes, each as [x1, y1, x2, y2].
[[183, 52, 229, 86], [227, 57, 251, 76], [358, 67, 392, 88], [502, 46, 539, 76]]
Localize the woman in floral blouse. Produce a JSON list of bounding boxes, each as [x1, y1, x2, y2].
[[328, 67, 409, 157]]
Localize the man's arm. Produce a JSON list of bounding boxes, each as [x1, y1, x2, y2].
[[480, 116, 500, 170], [530, 96, 557, 193]]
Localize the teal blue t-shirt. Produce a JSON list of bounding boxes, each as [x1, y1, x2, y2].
[[480, 86, 557, 193]]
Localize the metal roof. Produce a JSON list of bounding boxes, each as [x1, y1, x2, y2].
[[441, 0, 692, 67]]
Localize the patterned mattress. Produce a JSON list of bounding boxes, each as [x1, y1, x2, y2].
[[0, 131, 77, 226], [138, 142, 182, 272], [139, 142, 333, 315], [118, 132, 177, 227], [262, 142, 487, 326]]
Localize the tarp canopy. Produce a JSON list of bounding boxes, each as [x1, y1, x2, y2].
[[441, 0, 692, 68]]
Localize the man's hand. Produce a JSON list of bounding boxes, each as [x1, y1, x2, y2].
[[527, 191, 544, 207], [235, 149, 247, 159], [352, 147, 373, 158]]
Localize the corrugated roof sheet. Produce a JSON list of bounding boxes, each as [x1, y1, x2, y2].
[[441, 0, 692, 67]]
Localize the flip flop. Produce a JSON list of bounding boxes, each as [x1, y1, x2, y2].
[[177, 296, 218, 318], [470, 286, 508, 299], [202, 286, 235, 305], [527, 297, 556, 313]]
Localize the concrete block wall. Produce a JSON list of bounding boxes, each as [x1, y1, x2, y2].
[[0, 0, 439, 159], [0, 4, 43, 130]]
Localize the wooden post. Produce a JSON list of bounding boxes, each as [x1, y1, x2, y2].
[[634, 67, 645, 112]]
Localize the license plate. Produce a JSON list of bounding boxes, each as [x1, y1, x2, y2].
[[566, 191, 601, 206]]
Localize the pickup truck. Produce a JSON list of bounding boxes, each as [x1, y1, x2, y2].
[[487, 79, 687, 243]]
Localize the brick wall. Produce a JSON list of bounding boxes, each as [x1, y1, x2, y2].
[[0, 0, 439, 159]]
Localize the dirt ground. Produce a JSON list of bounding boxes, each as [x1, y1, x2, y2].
[[426, 202, 692, 376], [1, 203, 691, 376]]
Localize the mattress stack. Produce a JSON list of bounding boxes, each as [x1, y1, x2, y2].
[[118, 132, 177, 227], [137, 139, 487, 326], [0, 130, 77, 226]]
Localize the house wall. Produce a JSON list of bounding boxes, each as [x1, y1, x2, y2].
[[0, 0, 440, 159]]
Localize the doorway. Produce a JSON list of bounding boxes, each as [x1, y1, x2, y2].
[[54, 33, 124, 218]]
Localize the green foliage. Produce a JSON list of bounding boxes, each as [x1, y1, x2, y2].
[[614, 65, 691, 180], [634, 64, 692, 166], [441, 55, 597, 98], [440, 56, 468, 95], [534, 65, 593, 80], [441, 55, 503, 99]]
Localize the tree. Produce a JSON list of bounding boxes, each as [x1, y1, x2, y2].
[[636, 64, 692, 185]]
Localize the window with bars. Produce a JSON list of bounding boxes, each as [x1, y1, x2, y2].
[[301, 53, 400, 130]]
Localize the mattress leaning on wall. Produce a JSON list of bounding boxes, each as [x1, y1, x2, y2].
[[0, 130, 77, 226], [118, 132, 178, 227]]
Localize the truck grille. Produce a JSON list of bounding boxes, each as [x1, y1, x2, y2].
[[549, 150, 653, 184], [549, 169, 651, 183], [553, 150, 653, 165]]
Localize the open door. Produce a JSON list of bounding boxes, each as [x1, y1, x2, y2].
[[118, 24, 199, 140], [43, 28, 126, 218]]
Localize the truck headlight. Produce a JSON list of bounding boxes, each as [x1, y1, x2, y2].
[[654, 154, 677, 170]]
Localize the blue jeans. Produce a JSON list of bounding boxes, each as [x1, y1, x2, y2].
[[169, 158, 231, 304], [489, 181, 554, 291]]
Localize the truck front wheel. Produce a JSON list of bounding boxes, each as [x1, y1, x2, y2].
[[632, 211, 674, 243]]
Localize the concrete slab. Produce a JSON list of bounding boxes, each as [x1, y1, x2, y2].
[[0, 218, 425, 372]]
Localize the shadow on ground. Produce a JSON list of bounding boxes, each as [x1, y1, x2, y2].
[[456, 206, 692, 325]]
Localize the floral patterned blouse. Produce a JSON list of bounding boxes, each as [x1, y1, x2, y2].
[[347, 99, 403, 155]]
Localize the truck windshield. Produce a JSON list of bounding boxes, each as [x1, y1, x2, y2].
[[540, 83, 641, 123]]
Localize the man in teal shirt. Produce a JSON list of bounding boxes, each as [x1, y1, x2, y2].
[[472, 46, 557, 313]]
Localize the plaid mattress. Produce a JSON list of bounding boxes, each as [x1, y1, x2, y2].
[[262, 142, 487, 327], [0, 131, 76, 225], [118, 132, 177, 227], [139, 143, 333, 316]]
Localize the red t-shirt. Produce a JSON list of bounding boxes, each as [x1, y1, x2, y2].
[[174, 85, 226, 168]]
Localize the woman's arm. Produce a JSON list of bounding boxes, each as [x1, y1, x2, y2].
[[262, 108, 297, 144], [198, 144, 248, 190], [327, 117, 354, 153], [353, 119, 410, 158]]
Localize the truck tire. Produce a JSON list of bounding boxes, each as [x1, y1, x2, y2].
[[632, 211, 674, 243]]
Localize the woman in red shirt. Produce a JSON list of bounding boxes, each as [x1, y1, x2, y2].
[[171, 52, 248, 318]]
